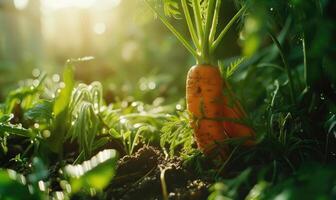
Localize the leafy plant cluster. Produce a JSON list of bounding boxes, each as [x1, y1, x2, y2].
[[0, 0, 335, 199], [0, 58, 194, 199]]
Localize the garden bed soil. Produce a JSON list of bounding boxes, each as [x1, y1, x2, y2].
[[107, 146, 210, 200]]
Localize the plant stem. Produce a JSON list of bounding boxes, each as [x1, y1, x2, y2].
[[181, 0, 200, 50], [202, 0, 216, 64], [268, 31, 296, 105], [160, 167, 169, 200], [145, 0, 198, 59], [302, 33, 308, 88], [192, 0, 204, 48], [209, 0, 222, 45], [211, 5, 246, 52]]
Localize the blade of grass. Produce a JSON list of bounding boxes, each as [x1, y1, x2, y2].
[[268, 30, 296, 105], [302, 33, 308, 88]]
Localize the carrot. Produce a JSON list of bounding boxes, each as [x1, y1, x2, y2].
[[146, 0, 251, 155], [186, 65, 228, 154]]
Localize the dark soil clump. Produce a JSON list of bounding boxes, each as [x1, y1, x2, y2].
[[107, 146, 209, 200]]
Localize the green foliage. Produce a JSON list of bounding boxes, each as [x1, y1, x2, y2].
[[63, 149, 118, 195], [47, 63, 75, 154], [160, 111, 195, 157], [0, 123, 34, 138], [0, 169, 39, 200], [0, 0, 335, 199], [0, 158, 49, 200], [162, 0, 181, 18], [260, 164, 336, 200], [104, 100, 171, 155], [67, 82, 104, 159], [53, 63, 75, 117], [208, 169, 251, 200], [145, 0, 245, 64], [219, 57, 246, 78], [3, 74, 46, 114], [24, 100, 53, 124]]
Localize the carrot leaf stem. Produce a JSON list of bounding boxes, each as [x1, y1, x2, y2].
[[191, 0, 204, 49], [181, 0, 200, 50], [211, 5, 246, 53], [209, 0, 222, 46], [202, 0, 216, 64]]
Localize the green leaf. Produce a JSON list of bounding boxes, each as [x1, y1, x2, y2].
[[24, 100, 53, 123], [48, 63, 75, 153], [163, 0, 181, 19], [160, 111, 194, 157], [63, 149, 119, 194], [245, 181, 269, 200], [53, 64, 75, 117], [109, 128, 122, 139], [0, 169, 40, 200], [221, 57, 245, 78], [67, 82, 104, 159], [0, 123, 34, 138], [0, 114, 14, 123]]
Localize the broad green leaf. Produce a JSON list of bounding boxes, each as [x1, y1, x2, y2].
[[53, 64, 75, 117], [63, 149, 118, 193], [0, 169, 40, 200], [24, 100, 53, 123], [48, 63, 75, 153]]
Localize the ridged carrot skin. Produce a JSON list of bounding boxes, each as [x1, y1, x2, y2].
[[186, 65, 228, 154]]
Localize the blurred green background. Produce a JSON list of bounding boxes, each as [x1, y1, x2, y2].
[[0, 0, 242, 104]]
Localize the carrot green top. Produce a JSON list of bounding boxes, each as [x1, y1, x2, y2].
[[145, 0, 245, 66]]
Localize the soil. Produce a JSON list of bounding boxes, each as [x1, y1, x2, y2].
[[106, 146, 210, 200]]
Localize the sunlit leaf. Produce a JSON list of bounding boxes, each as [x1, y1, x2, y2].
[[53, 63, 75, 117], [63, 149, 119, 193], [67, 82, 104, 159]]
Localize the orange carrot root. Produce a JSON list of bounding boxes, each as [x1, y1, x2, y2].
[[186, 65, 228, 154], [187, 64, 255, 155]]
